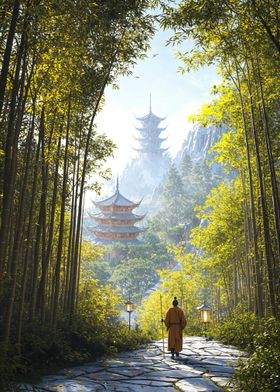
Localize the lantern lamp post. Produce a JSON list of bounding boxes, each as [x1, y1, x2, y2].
[[125, 299, 133, 330], [197, 302, 212, 337]]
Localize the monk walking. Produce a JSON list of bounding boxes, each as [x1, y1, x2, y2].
[[164, 297, 186, 359]]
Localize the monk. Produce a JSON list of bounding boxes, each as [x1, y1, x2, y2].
[[164, 297, 186, 359]]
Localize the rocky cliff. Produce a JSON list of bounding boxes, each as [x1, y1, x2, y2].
[[176, 123, 227, 162]]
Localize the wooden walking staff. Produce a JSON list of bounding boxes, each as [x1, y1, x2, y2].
[[160, 293, 165, 355]]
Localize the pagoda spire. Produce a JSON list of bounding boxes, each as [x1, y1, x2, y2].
[[134, 97, 168, 156], [116, 177, 119, 192]]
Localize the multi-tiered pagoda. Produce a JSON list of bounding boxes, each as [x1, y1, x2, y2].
[[90, 180, 145, 245], [134, 96, 168, 157]]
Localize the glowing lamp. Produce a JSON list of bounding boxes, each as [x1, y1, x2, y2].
[[125, 300, 133, 313], [125, 299, 134, 330], [197, 302, 212, 324]]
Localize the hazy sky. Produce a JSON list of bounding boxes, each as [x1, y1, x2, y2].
[[95, 27, 219, 183]]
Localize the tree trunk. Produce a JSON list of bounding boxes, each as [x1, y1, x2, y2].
[[39, 134, 61, 321], [245, 61, 277, 317], [69, 51, 118, 316], [0, 25, 29, 351], [0, 22, 26, 276], [17, 100, 41, 349], [234, 61, 264, 318], [64, 143, 77, 313], [254, 54, 280, 261], [251, 0, 280, 55], [0, 0, 20, 117], [52, 98, 71, 326], [29, 107, 45, 321]]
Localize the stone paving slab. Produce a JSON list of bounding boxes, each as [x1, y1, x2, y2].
[[176, 377, 221, 391], [19, 337, 245, 391]]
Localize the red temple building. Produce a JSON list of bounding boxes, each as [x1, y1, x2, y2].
[[90, 180, 145, 245]]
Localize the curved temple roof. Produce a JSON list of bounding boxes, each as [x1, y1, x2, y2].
[[134, 135, 167, 143], [94, 180, 141, 207], [133, 147, 168, 153], [135, 111, 166, 123], [92, 238, 142, 245], [90, 226, 144, 234], [90, 212, 145, 221], [135, 126, 167, 133]]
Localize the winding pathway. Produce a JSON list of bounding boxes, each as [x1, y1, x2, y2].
[[20, 337, 246, 391]]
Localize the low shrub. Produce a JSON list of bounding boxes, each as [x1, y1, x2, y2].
[[20, 320, 73, 366], [111, 325, 150, 352], [207, 307, 280, 392], [0, 279, 151, 389], [208, 306, 258, 351], [234, 317, 280, 392], [184, 318, 205, 336]]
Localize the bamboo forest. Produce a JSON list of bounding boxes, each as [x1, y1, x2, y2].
[[0, 1, 279, 391]]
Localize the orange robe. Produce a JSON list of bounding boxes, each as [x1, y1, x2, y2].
[[164, 306, 186, 352]]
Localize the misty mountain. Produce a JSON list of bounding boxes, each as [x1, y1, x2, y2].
[[175, 123, 228, 173], [120, 122, 228, 208]]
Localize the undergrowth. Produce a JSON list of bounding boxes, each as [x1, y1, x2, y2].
[[208, 306, 280, 391], [0, 279, 150, 390]]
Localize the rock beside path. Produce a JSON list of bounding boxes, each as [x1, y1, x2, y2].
[[19, 336, 246, 391]]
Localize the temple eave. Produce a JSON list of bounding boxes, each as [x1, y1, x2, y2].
[[92, 218, 144, 225], [135, 127, 167, 134], [133, 147, 169, 153], [93, 233, 140, 241], [93, 238, 142, 245], [134, 136, 168, 143], [90, 227, 144, 234], [90, 212, 145, 220], [135, 113, 166, 122]]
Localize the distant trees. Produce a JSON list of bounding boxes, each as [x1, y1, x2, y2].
[[191, 180, 246, 314], [148, 155, 223, 242], [87, 239, 172, 304], [138, 251, 202, 338], [0, 0, 154, 366], [160, 164, 185, 227], [110, 258, 158, 303]]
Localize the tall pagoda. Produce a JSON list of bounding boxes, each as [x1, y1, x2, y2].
[[134, 96, 168, 157], [90, 180, 145, 245]]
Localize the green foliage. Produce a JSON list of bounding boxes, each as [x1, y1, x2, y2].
[[147, 148, 226, 244], [207, 311, 280, 391], [105, 238, 172, 269], [165, 225, 185, 245], [137, 290, 170, 340], [110, 326, 149, 353], [0, 345, 24, 390], [184, 319, 205, 337], [138, 252, 203, 339], [235, 318, 280, 391], [20, 320, 74, 365], [110, 258, 158, 303], [95, 237, 172, 303], [180, 152, 192, 180], [81, 242, 111, 284], [0, 277, 149, 388], [209, 306, 258, 352]]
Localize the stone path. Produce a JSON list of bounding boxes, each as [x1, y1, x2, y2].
[[20, 337, 246, 391]]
